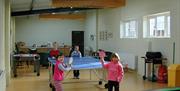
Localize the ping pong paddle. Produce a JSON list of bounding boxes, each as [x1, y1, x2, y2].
[[69, 57, 73, 65]]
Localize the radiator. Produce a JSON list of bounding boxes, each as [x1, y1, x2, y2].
[[118, 52, 138, 70]]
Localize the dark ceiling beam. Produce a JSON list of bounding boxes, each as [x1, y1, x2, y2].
[[11, 7, 97, 16]]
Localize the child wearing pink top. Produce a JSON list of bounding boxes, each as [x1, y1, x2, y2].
[[53, 53, 71, 91], [100, 53, 124, 91]]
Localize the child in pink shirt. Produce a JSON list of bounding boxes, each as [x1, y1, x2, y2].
[[100, 53, 124, 91], [53, 53, 71, 91]]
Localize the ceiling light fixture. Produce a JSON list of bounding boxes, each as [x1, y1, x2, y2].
[[52, 12, 56, 14]]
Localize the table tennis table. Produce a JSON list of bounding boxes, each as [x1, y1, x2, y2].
[[48, 56, 107, 89], [13, 54, 40, 77]]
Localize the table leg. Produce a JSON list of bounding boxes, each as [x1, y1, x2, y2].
[[13, 59, 17, 77], [36, 60, 40, 76], [90, 69, 92, 80], [65, 70, 71, 78], [34, 60, 37, 72]]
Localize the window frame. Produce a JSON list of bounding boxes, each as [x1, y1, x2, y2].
[[120, 20, 138, 39], [143, 11, 170, 38]]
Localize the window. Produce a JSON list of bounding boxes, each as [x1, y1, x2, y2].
[[143, 12, 170, 38], [120, 20, 138, 38]]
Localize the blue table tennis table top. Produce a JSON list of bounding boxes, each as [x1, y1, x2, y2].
[[48, 56, 106, 70]]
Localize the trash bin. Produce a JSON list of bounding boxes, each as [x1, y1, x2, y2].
[[168, 64, 180, 87]]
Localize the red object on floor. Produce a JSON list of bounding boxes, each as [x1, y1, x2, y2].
[[157, 64, 167, 83], [124, 64, 128, 72]]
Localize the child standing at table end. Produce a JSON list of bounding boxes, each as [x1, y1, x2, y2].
[[100, 53, 124, 91], [53, 52, 71, 91], [71, 45, 82, 79]]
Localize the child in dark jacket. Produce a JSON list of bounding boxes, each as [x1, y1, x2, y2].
[[71, 45, 82, 79]]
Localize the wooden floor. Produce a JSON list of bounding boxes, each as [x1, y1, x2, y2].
[[6, 66, 167, 91]]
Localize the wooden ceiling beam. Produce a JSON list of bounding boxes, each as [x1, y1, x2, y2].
[[52, 0, 125, 8], [39, 13, 86, 20]]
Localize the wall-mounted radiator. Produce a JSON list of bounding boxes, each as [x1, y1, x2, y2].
[[118, 52, 138, 70]]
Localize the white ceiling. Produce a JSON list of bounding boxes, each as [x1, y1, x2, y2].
[[11, 0, 52, 11]]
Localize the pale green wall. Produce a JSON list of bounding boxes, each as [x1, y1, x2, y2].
[[0, 0, 5, 72], [85, 0, 180, 75], [5, 0, 11, 86], [11, 18, 16, 52], [84, 10, 97, 51], [0, 0, 6, 91], [15, 16, 85, 46]]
